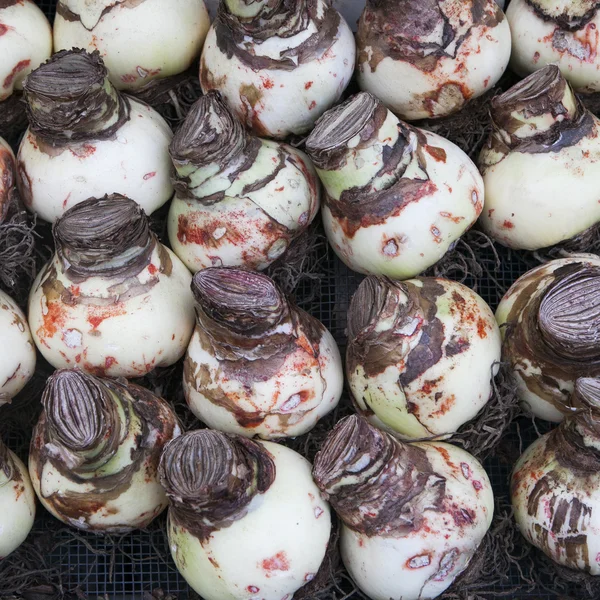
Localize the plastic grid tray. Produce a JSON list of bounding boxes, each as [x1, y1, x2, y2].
[[2, 1, 558, 598]]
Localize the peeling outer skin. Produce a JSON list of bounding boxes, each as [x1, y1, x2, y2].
[[166, 441, 331, 600], [17, 98, 174, 223], [199, 0, 355, 139], [183, 269, 343, 439], [305, 92, 484, 280], [508, 0, 600, 93], [346, 276, 501, 439], [511, 383, 600, 574], [479, 66, 600, 250], [0, 288, 36, 405], [0, 0, 52, 101], [0, 137, 15, 221], [27, 210, 195, 377], [29, 373, 181, 532], [53, 0, 210, 92], [0, 441, 36, 559], [313, 416, 493, 600], [355, 0, 511, 120], [168, 145, 320, 272], [496, 255, 600, 422]]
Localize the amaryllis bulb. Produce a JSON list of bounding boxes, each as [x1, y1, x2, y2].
[[356, 0, 511, 120], [305, 92, 484, 279], [28, 195, 195, 378], [313, 415, 494, 600], [53, 0, 210, 91], [184, 267, 343, 439], [159, 430, 331, 600], [479, 65, 600, 250], [17, 49, 174, 223], [199, 0, 355, 139], [0, 437, 35, 559], [29, 369, 181, 532], [0, 0, 52, 102], [168, 91, 320, 272], [508, 0, 600, 92], [496, 255, 600, 422], [0, 288, 36, 407], [347, 276, 501, 439], [512, 376, 600, 573], [0, 136, 16, 226]]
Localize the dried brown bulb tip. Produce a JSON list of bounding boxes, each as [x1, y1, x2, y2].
[[305, 91, 382, 171], [313, 415, 445, 536], [538, 267, 600, 363], [169, 91, 258, 201], [488, 65, 592, 153], [170, 90, 249, 173], [525, 0, 598, 30], [23, 49, 129, 145], [498, 260, 600, 421], [53, 194, 154, 282], [159, 429, 275, 540], [192, 267, 287, 338], [41, 369, 122, 469], [215, 0, 341, 68]]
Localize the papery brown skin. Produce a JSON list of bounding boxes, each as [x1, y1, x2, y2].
[[0, 437, 15, 482], [313, 415, 446, 537], [0, 138, 15, 222], [159, 429, 275, 542], [497, 257, 600, 421], [29, 369, 181, 532], [212, 1, 342, 72], [183, 267, 343, 439], [168, 91, 321, 272], [22, 49, 130, 146], [511, 376, 600, 574], [53, 194, 154, 283], [355, 0, 511, 120], [480, 65, 593, 170]]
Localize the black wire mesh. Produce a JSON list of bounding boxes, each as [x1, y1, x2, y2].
[[0, 1, 570, 598]]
